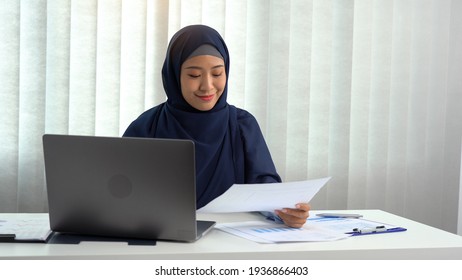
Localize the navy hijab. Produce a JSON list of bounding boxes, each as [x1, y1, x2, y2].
[[155, 25, 242, 208], [124, 25, 280, 208], [162, 25, 230, 113]]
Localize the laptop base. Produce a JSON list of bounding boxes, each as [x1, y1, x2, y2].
[[47, 232, 157, 246], [196, 220, 216, 240]]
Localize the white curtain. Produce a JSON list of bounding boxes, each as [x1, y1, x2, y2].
[[459, 139, 462, 235], [1, 0, 461, 233]]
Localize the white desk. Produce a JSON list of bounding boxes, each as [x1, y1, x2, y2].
[[1, 210, 462, 260]]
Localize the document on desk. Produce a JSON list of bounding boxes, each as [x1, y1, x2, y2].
[[216, 220, 349, 243], [0, 215, 52, 242], [198, 177, 330, 213]]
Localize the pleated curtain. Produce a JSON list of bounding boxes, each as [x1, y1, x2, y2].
[[1, 0, 461, 233]]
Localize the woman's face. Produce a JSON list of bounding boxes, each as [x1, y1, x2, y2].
[[180, 55, 226, 111]]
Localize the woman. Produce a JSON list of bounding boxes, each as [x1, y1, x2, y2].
[[123, 25, 309, 228]]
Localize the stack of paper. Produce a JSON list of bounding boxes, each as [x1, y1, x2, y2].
[[0, 215, 52, 242], [216, 220, 349, 243]]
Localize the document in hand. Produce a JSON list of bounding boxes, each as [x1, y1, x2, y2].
[[197, 177, 330, 213]]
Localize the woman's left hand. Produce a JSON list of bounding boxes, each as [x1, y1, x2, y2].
[[275, 203, 310, 228]]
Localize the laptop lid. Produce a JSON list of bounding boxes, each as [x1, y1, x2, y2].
[[42, 134, 215, 242]]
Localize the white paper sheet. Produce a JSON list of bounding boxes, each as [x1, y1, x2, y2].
[[197, 177, 330, 213], [215, 220, 349, 243], [0, 215, 52, 241]]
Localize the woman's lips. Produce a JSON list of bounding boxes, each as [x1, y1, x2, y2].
[[197, 94, 215, 101]]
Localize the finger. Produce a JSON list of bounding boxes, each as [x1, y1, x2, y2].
[[295, 203, 311, 212], [283, 210, 309, 220], [280, 207, 310, 219], [282, 217, 306, 228], [275, 210, 307, 228]]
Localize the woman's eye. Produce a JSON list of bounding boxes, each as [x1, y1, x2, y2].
[[212, 72, 223, 77], [188, 74, 200, 78]]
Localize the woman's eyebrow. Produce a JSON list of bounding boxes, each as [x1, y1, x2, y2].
[[184, 65, 225, 70]]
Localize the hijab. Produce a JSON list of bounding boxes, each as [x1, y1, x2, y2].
[[161, 25, 230, 113], [153, 25, 244, 208]]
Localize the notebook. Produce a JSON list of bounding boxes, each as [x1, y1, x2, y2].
[[42, 134, 215, 242]]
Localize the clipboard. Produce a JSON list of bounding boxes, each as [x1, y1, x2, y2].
[[0, 233, 52, 243], [306, 216, 407, 237], [0, 216, 53, 243], [346, 226, 407, 236]]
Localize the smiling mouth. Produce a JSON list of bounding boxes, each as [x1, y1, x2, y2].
[[197, 94, 215, 101]]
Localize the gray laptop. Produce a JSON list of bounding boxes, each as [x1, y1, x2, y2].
[[42, 134, 215, 242]]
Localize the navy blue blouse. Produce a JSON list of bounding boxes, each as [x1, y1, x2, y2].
[[123, 25, 281, 209]]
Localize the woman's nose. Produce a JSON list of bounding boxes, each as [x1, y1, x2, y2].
[[200, 74, 214, 91]]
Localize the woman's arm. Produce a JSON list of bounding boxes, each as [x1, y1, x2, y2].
[[237, 109, 310, 228]]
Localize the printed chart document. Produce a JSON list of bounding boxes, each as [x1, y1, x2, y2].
[[216, 220, 349, 243], [215, 216, 406, 243], [198, 177, 330, 213]]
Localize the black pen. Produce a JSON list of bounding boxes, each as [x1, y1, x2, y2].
[[351, 226, 387, 234]]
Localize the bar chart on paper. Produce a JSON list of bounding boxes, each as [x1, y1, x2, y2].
[[251, 227, 302, 233]]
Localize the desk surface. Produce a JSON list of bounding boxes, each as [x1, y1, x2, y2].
[[1, 210, 462, 260]]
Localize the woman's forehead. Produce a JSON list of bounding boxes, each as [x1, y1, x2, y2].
[[181, 55, 225, 69]]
